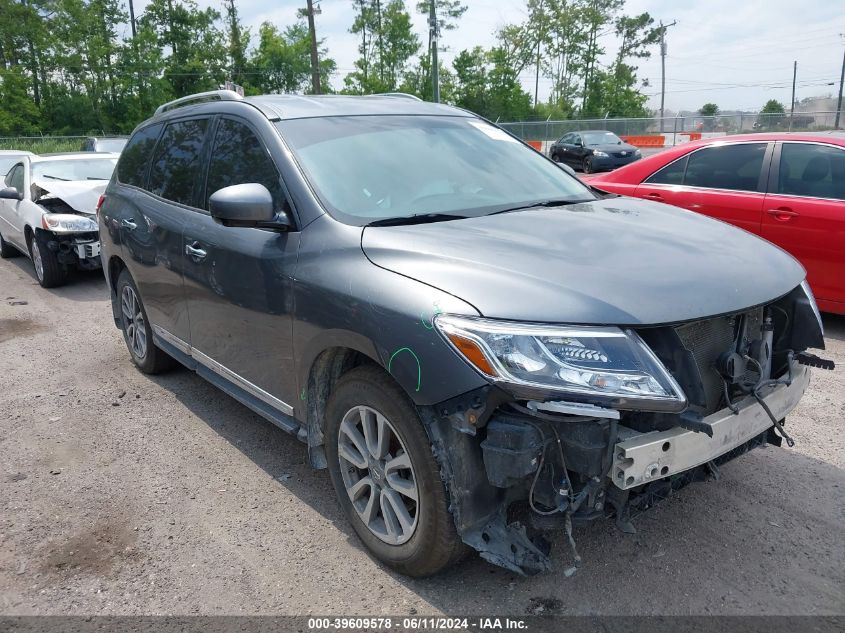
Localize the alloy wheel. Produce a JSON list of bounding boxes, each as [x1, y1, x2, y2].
[[121, 285, 147, 360], [31, 239, 44, 282], [337, 405, 419, 545]]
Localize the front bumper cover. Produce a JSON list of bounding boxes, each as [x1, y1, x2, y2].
[[612, 363, 810, 490]]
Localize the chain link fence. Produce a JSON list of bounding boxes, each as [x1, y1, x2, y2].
[[499, 111, 843, 143]]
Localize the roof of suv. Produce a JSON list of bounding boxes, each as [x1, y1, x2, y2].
[[151, 91, 469, 124]]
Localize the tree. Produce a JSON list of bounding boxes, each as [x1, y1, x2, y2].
[[760, 99, 785, 114], [223, 0, 250, 88], [0, 67, 40, 135], [249, 21, 335, 94], [345, 0, 419, 94], [699, 103, 719, 116]]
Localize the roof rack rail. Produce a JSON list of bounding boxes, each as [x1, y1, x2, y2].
[[374, 92, 423, 101], [154, 90, 243, 116]]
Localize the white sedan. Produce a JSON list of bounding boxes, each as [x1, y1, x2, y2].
[[0, 153, 117, 287]]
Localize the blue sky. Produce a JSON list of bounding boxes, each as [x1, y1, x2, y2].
[[132, 0, 845, 113]]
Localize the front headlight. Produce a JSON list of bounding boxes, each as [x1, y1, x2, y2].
[[42, 214, 98, 233], [436, 315, 686, 411], [634, 149, 641, 157], [592, 150, 609, 157]]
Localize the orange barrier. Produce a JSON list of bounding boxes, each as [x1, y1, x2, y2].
[[681, 132, 702, 141], [526, 140, 543, 151], [620, 135, 664, 147]]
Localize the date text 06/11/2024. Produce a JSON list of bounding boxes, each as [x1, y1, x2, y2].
[[306, 617, 528, 630]]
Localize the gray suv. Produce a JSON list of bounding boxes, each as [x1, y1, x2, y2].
[[99, 90, 830, 577]]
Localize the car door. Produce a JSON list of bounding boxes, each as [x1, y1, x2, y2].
[[181, 116, 301, 411], [119, 118, 210, 347], [0, 163, 28, 250], [564, 134, 586, 167], [634, 142, 771, 235], [761, 141, 845, 311]]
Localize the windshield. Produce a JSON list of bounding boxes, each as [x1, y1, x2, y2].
[[95, 139, 127, 153], [582, 131, 622, 146], [32, 158, 117, 182], [277, 115, 595, 225]]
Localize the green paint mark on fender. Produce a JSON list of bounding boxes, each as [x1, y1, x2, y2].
[[387, 347, 422, 392], [300, 388, 306, 401], [420, 301, 443, 330]]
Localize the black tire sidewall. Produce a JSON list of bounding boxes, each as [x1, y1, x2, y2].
[[325, 367, 459, 576], [583, 157, 593, 173], [30, 232, 65, 288]]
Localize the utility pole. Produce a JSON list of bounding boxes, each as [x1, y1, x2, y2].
[[128, 0, 137, 38], [836, 40, 845, 129], [429, 0, 440, 102], [789, 60, 797, 131], [658, 20, 677, 133], [533, 0, 544, 109], [306, 0, 321, 94]]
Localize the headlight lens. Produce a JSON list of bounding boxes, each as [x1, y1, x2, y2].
[[436, 315, 686, 410], [42, 214, 98, 233], [634, 149, 641, 156], [592, 150, 609, 157]]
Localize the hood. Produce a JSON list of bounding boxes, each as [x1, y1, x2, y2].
[[32, 179, 107, 214], [361, 197, 805, 326], [588, 143, 637, 154]]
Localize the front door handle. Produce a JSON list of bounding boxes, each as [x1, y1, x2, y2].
[[185, 242, 207, 260], [767, 208, 799, 221], [644, 192, 663, 201], [120, 219, 137, 230]]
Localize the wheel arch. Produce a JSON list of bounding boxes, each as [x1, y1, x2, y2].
[[106, 255, 128, 326]]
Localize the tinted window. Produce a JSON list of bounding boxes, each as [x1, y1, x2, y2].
[[205, 119, 285, 212], [96, 138, 128, 153], [778, 143, 845, 201], [645, 156, 688, 185], [148, 119, 208, 206], [7, 164, 24, 191], [559, 133, 573, 144], [118, 124, 163, 188], [684, 143, 766, 192]]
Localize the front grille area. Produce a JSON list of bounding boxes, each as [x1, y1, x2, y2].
[[675, 315, 737, 414], [674, 307, 766, 414]]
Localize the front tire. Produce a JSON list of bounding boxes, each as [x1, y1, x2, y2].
[[325, 366, 465, 577], [29, 232, 66, 288], [582, 157, 594, 174], [116, 269, 175, 374]]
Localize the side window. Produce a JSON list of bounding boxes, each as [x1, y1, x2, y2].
[[204, 118, 286, 212], [559, 133, 572, 144], [572, 134, 582, 146], [148, 119, 209, 206], [778, 143, 845, 201], [645, 156, 688, 185], [684, 143, 767, 192], [7, 164, 24, 191], [117, 123, 163, 188]]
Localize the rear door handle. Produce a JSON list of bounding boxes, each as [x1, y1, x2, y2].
[[767, 208, 799, 221], [185, 242, 207, 260], [120, 219, 137, 230]]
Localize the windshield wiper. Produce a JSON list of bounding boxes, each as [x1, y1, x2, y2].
[[87, 176, 108, 180], [366, 213, 468, 227], [489, 199, 587, 216], [41, 174, 70, 181]]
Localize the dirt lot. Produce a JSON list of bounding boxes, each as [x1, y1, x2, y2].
[[0, 257, 843, 616]]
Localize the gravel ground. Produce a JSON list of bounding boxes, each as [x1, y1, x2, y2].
[[0, 256, 843, 616]]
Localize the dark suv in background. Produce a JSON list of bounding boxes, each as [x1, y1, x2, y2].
[[99, 90, 829, 577]]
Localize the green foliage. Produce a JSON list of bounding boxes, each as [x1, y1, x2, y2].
[[249, 21, 335, 94], [0, 68, 40, 135], [760, 99, 785, 114], [699, 103, 719, 116], [450, 46, 532, 120]]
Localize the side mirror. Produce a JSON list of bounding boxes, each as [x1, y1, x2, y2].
[[209, 183, 291, 230], [0, 187, 23, 201]]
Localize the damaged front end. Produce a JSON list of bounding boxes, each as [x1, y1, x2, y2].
[[423, 282, 832, 575], [33, 181, 103, 271]]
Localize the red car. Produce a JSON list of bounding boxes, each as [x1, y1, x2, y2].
[[584, 133, 845, 315]]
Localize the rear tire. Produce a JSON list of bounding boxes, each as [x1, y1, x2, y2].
[[0, 231, 19, 258], [325, 366, 466, 577], [116, 269, 175, 374], [29, 232, 66, 288]]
